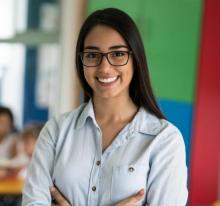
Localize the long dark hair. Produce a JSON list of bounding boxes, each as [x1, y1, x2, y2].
[[0, 106, 16, 132], [75, 8, 165, 119]]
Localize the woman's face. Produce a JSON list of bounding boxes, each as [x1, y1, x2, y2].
[[83, 25, 133, 100]]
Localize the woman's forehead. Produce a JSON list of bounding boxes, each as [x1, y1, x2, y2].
[[84, 25, 127, 50]]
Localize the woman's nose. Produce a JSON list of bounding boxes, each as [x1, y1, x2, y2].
[[98, 55, 112, 71]]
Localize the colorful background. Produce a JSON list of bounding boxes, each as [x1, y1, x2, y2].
[[88, 0, 202, 167], [1, 0, 219, 205], [87, 0, 220, 205]]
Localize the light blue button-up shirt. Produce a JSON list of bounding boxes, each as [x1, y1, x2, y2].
[[22, 100, 188, 206]]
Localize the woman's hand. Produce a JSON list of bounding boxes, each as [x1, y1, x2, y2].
[[49, 186, 144, 206], [49, 186, 71, 206], [115, 189, 145, 206]]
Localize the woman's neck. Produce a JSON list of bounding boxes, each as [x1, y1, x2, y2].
[[93, 95, 138, 124]]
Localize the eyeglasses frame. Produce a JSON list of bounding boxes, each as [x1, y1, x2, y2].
[[78, 50, 133, 67]]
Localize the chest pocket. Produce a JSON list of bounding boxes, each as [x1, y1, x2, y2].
[[111, 164, 148, 205]]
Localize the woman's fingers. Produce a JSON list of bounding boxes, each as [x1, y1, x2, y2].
[[49, 186, 71, 206], [131, 189, 145, 203], [49, 186, 144, 206], [115, 189, 145, 206]]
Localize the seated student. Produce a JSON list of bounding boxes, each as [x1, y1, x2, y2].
[[3, 123, 44, 179], [0, 106, 19, 178], [17, 123, 43, 179], [0, 106, 42, 179], [0, 106, 17, 159], [19, 123, 43, 159]]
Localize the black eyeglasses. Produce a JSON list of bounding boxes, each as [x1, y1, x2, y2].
[[78, 51, 132, 67]]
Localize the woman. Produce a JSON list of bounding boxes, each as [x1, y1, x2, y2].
[[22, 8, 188, 206]]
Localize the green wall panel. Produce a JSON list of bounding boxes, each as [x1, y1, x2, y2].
[[88, 0, 141, 19], [88, 0, 203, 102]]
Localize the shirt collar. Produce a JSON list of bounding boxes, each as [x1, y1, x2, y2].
[[76, 99, 98, 129], [129, 107, 165, 136], [76, 100, 164, 136]]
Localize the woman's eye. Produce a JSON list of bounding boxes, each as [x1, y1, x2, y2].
[[112, 51, 126, 57], [85, 53, 98, 59]]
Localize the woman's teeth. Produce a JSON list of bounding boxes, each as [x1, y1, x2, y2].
[[98, 76, 118, 83]]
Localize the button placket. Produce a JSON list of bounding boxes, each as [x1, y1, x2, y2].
[[87, 128, 102, 206]]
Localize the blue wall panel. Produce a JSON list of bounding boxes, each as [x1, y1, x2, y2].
[[158, 99, 193, 165]]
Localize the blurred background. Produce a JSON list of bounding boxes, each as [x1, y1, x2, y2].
[[0, 0, 219, 205]]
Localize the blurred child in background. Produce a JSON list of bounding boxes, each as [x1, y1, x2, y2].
[[0, 106, 19, 178], [0, 106, 43, 179], [0, 108, 43, 206], [0, 106, 17, 160], [19, 123, 43, 158], [15, 123, 44, 178]]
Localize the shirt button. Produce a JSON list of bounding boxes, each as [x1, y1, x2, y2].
[[128, 167, 134, 172], [96, 161, 101, 166], [92, 186, 96, 191]]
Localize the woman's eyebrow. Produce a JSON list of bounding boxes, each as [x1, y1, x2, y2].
[[84, 46, 100, 50], [109, 45, 128, 50], [84, 45, 128, 51]]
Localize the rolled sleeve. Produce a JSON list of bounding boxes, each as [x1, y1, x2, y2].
[[146, 127, 188, 206]]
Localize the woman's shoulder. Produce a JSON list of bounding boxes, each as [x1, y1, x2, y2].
[[137, 108, 183, 142], [138, 109, 186, 156], [43, 103, 88, 131], [55, 103, 88, 123]]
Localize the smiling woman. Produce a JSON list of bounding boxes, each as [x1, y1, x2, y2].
[[22, 8, 188, 206]]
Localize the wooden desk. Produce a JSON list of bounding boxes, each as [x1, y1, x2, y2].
[[0, 177, 24, 195]]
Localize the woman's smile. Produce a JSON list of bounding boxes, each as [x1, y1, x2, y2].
[[96, 75, 119, 87]]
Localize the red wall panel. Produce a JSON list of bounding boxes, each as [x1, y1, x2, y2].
[[189, 0, 220, 205]]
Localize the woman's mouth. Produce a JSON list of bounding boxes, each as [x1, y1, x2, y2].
[[96, 76, 119, 86]]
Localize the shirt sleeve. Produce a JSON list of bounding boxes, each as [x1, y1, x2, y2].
[[145, 126, 188, 206], [22, 117, 59, 206]]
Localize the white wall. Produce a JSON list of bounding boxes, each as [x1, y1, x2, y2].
[[0, 0, 27, 128], [0, 44, 25, 128], [53, 0, 87, 115]]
